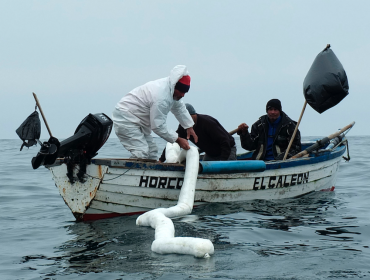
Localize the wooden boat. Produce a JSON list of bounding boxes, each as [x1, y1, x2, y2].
[[26, 47, 352, 223], [47, 137, 350, 221]]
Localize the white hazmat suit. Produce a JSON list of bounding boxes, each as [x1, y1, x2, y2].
[[113, 65, 194, 159]]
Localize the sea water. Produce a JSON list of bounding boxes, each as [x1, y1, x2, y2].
[[0, 136, 369, 280]]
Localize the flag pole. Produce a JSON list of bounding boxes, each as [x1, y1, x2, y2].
[[283, 100, 307, 160], [32, 92, 53, 137]]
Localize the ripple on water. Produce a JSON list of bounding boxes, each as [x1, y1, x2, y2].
[[1, 137, 370, 279]]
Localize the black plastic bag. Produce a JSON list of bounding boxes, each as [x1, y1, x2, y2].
[[303, 46, 349, 114], [16, 111, 41, 151]]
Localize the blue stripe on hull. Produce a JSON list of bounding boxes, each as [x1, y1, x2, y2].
[[200, 160, 266, 174]]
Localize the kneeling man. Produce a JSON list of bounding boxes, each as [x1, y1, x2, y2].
[[159, 103, 236, 162]]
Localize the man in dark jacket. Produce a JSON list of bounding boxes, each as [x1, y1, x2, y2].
[[237, 99, 301, 161], [159, 104, 236, 162]]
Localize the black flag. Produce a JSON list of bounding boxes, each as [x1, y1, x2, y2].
[[303, 45, 349, 114], [16, 111, 41, 151]]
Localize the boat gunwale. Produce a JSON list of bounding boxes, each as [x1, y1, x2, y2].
[[47, 144, 346, 174]]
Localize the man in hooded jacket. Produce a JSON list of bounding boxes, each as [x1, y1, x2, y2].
[[112, 65, 198, 160], [237, 99, 301, 161]]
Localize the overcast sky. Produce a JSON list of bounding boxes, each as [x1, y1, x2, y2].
[[1, 1, 368, 140]]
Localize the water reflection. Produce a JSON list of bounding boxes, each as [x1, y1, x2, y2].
[[27, 191, 361, 276], [316, 226, 361, 240], [194, 191, 343, 230], [54, 215, 217, 275], [193, 190, 362, 257]]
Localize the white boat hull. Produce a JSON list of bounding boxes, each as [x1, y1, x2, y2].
[[49, 145, 345, 221]]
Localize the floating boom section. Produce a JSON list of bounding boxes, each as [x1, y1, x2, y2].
[[136, 145, 214, 258], [200, 160, 266, 174]]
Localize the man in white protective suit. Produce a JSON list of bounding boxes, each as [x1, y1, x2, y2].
[[112, 65, 198, 160]]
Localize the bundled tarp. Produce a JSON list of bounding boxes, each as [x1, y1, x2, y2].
[[303, 45, 349, 114], [16, 111, 41, 151]]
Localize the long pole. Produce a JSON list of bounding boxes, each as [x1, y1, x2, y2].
[[32, 92, 53, 137], [229, 128, 238, 135], [291, 121, 355, 159], [283, 100, 307, 160]]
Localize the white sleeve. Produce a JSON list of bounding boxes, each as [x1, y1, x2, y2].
[[150, 101, 178, 143], [171, 101, 194, 129]]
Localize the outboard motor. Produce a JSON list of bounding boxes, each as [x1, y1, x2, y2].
[[31, 113, 113, 183], [57, 113, 113, 183]]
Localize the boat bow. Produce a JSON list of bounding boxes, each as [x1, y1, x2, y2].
[[49, 164, 108, 220]]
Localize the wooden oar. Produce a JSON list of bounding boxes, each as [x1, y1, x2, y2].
[[290, 121, 355, 159], [32, 92, 53, 137], [229, 128, 238, 135]]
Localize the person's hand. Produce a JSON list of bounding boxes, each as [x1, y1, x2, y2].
[[186, 127, 198, 143], [176, 137, 190, 150], [237, 123, 249, 135]]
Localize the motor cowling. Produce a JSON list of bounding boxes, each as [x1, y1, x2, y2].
[[58, 113, 113, 161]]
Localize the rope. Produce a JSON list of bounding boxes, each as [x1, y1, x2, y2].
[[343, 140, 350, 162], [325, 136, 350, 162], [74, 165, 133, 182]]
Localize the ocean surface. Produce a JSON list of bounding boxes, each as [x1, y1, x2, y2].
[[0, 136, 369, 280]]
